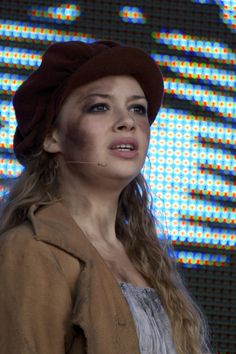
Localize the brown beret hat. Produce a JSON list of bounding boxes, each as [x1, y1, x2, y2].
[[13, 40, 164, 165]]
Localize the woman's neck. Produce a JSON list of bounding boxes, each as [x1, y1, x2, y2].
[[59, 173, 121, 245]]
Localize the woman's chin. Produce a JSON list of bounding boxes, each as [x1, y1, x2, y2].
[[107, 166, 141, 182]]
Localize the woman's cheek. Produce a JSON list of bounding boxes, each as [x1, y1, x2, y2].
[[139, 120, 150, 141], [65, 121, 87, 150], [61, 120, 95, 161]]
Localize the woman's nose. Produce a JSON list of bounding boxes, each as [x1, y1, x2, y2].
[[113, 110, 136, 131]]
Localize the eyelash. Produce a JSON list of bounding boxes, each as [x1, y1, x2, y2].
[[87, 103, 147, 115], [130, 105, 147, 115], [87, 103, 108, 113]]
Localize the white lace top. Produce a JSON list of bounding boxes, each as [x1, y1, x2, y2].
[[119, 282, 177, 354]]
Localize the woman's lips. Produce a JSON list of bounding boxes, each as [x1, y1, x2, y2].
[[109, 137, 139, 151], [108, 137, 139, 159], [109, 149, 138, 159]]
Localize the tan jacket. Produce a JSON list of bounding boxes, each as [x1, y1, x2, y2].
[[0, 202, 141, 354]]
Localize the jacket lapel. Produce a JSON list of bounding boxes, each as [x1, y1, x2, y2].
[[28, 202, 140, 354]]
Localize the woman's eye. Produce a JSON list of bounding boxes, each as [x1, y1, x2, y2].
[[88, 103, 109, 112], [130, 105, 147, 115]]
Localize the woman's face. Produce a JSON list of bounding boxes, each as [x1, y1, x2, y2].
[[50, 75, 150, 185]]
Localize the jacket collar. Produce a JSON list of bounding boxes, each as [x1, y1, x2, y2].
[[28, 201, 93, 262]]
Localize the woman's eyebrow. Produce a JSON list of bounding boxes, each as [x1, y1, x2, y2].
[[79, 93, 147, 102]]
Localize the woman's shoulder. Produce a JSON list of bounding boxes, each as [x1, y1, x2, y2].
[[0, 221, 40, 254], [0, 221, 35, 248], [0, 220, 81, 293], [0, 222, 56, 271]]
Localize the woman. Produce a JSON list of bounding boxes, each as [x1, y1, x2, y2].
[[0, 41, 211, 354]]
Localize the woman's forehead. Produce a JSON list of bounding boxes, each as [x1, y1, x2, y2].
[[70, 75, 145, 101]]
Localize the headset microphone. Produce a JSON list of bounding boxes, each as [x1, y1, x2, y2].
[[97, 162, 107, 167], [65, 161, 107, 167]]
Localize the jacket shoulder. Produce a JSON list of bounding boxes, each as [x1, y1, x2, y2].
[[0, 222, 81, 297], [0, 222, 55, 268], [0, 221, 62, 277], [0, 221, 36, 247]]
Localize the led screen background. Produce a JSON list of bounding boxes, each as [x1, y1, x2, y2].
[[0, 0, 235, 352]]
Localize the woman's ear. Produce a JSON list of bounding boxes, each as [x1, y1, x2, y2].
[[43, 128, 62, 153]]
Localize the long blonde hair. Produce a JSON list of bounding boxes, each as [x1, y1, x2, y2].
[[0, 150, 211, 354]]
